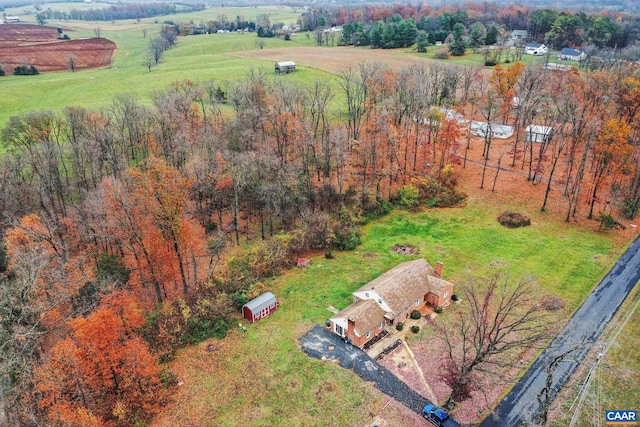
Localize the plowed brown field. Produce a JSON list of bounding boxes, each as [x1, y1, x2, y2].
[[0, 24, 116, 72], [233, 45, 429, 73]]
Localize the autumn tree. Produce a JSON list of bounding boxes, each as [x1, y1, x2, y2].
[[0, 214, 93, 424], [338, 63, 382, 141], [438, 273, 553, 409], [35, 293, 166, 426], [588, 117, 633, 219]]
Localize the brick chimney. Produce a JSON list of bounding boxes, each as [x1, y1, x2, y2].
[[435, 261, 444, 277]]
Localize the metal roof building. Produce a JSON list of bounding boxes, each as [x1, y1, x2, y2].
[[242, 292, 280, 323]]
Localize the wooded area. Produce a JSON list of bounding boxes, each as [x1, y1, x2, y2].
[[1, 58, 639, 425]]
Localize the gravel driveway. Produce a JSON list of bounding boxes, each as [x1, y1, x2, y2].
[[299, 325, 460, 426]]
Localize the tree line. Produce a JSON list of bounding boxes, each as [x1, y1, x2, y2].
[[1, 58, 640, 424], [300, 4, 639, 50], [48, 3, 205, 22]]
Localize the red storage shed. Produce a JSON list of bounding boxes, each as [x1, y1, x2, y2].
[[242, 292, 280, 323]]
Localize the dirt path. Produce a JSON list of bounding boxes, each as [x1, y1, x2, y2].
[[401, 339, 438, 403]]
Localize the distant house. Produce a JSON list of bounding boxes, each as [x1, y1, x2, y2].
[[559, 48, 586, 61], [469, 121, 514, 139], [511, 30, 528, 40], [544, 62, 575, 72], [242, 292, 280, 323], [329, 259, 454, 348], [526, 125, 554, 144], [525, 42, 548, 56], [275, 61, 296, 74], [1, 15, 20, 24]]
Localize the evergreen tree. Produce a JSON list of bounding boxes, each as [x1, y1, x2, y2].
[[449, 23, 467, 56]]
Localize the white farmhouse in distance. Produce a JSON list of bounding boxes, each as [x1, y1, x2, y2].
[[525, 43, 548, 56]]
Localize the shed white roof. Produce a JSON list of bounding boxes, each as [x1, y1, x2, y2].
[[275, 61, 296, 67], [469, 121, 514, 139], [526, 125, 553, 135]]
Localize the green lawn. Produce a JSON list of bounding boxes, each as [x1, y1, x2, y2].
[[160, 203, 622, 426]]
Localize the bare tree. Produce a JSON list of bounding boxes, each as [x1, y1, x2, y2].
[[438, 273, 553, 409], [143, 51, 155, 71], [149, 37, 166, 65], [67, 54, 76, 72], [94, 26, 101, 38], [254, 39, 266, 50]]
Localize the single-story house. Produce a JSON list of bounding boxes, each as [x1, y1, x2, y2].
[[415, 107, 466, 127], [544, 62, 575, 72], [558, 48, 586, 61], [242, 292, 280, 323], [511, 30, 528, 40], [469, 121, 514, 139], [329, 259, 454, 348], [525, 43, 548, 56], [1, 16, 20, 23], [526, 125, 554, 144], [275, 61, 296, 74]]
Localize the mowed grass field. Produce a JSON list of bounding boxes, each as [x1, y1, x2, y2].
[[155, 199, 628, 427]]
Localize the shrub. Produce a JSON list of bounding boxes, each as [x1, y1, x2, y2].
[[396, 322, 404, 331], [498, 211, 531, 228], [435, 50, 449, 59], [410, 310, 421, 320], [595, 212, 624, 231], [412, 173, 467, 208], [0, 67, 5, 77], [396, 185, 420, 209], [540, 294, 565, 311], [158, 367, 178, 388], [332, 226, 361, 250], [13, 65, 39, 75], [451, 294, 459, 302], [411, 325, 420, 333], [484, 60, 497, 66], [434, 306, 443, 314]]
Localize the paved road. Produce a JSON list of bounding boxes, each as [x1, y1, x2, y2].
[[482, 235, 640, 426], [300, 325, 459, 426]]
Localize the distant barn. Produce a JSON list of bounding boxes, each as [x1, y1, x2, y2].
[[275, 61, 296, 74], [242, 292, 280, 323]]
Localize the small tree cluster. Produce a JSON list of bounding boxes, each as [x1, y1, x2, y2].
[[13, 65, 39, 75]]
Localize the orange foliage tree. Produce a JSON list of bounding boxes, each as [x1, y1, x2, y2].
[[100, 157, 206, 306], [34, 293, 165, 427]]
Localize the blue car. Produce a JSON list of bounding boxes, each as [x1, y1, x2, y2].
[[423, 403, 451, 426]]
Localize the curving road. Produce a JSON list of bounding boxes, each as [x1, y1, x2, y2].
[[482, 235, 640, 426]]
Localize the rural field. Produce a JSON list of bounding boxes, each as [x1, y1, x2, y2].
[[1, 5, 638, 426], [153, 174, 634, 426]]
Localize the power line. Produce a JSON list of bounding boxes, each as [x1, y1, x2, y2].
[[567, 288, 640, 427]]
